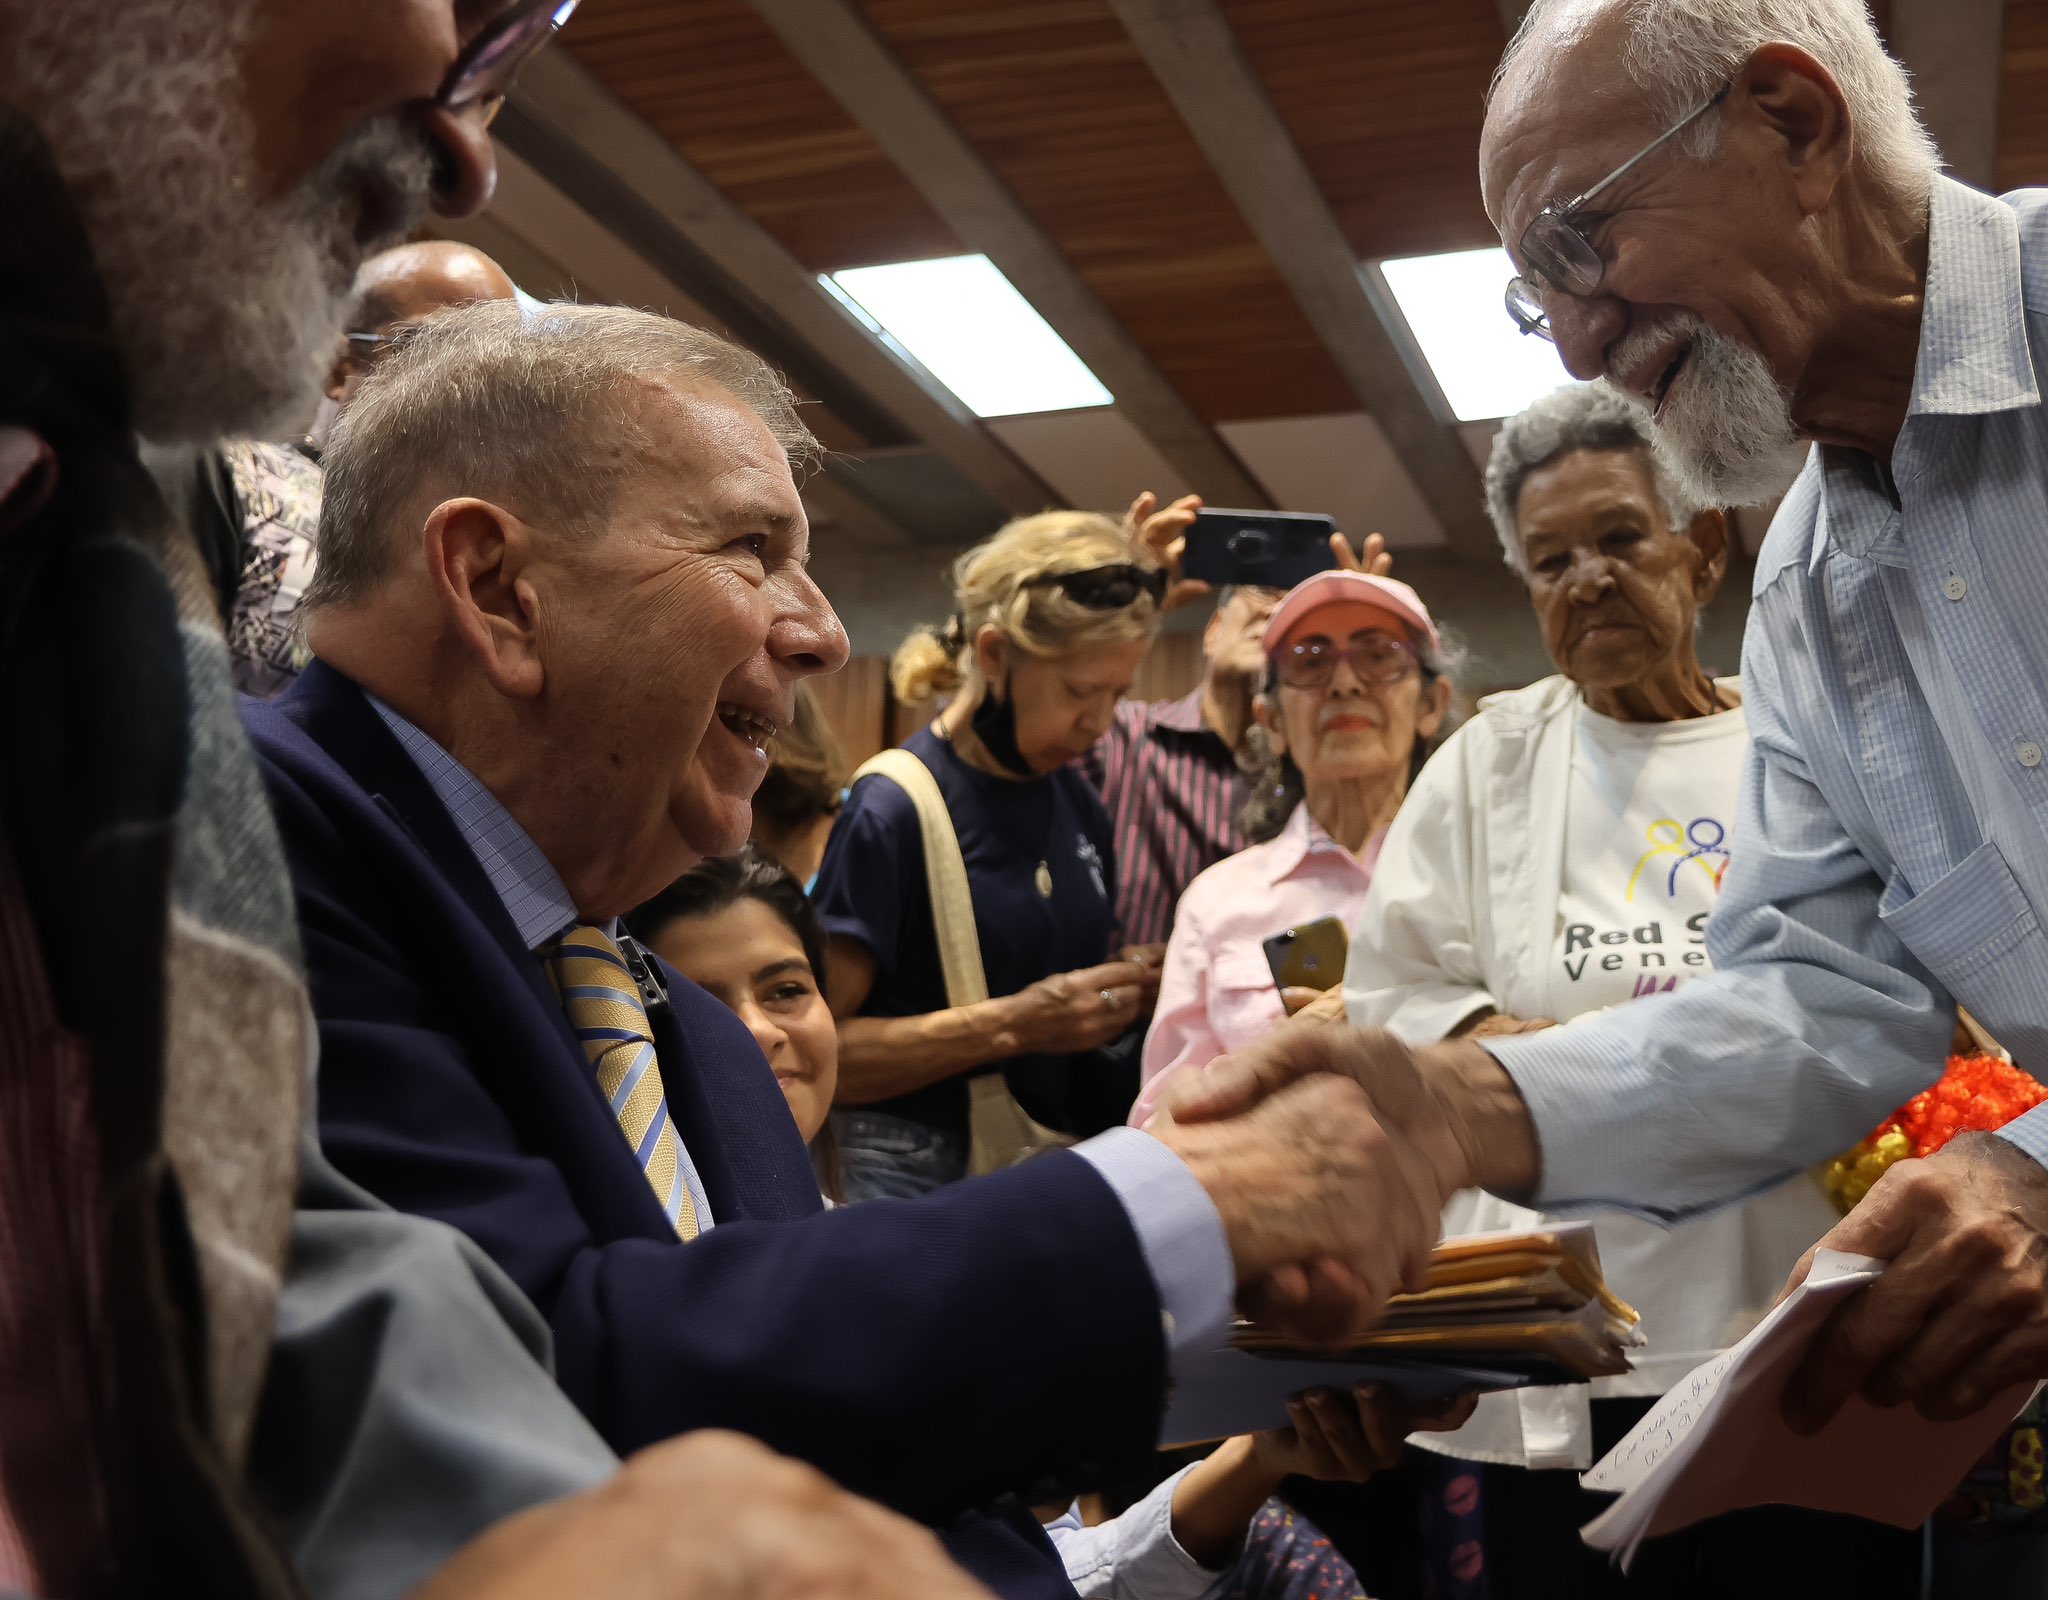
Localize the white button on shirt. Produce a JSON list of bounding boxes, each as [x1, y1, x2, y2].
[[1943, 573, 1968, 600], [2022, 742, 2044, 769]]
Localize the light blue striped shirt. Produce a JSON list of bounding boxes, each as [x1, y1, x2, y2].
[[365, 698, 1233, 1354], [1489, 176, 2048, 1219]]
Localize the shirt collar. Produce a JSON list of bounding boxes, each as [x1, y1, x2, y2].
[[367, 696, 582, 951], [1262, 800, 1381, 886], [1816, 179, 2037, 567], [1814, 446, 1907, 566], [1907, 177, 2039, 421]]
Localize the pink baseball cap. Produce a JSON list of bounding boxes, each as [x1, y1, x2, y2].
[[1263, 570, 1440, 659]]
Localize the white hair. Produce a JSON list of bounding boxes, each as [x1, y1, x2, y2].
[[1500, 0, 1942, 208], [1484, 381, 1711, 575]]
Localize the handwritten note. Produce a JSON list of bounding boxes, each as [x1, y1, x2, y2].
[[1582, 1249, 2037, 1568]]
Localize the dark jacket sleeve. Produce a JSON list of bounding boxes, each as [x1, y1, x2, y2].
[[259, 746, 1171, 1525]]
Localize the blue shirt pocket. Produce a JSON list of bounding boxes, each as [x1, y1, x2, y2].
[[1879, 840, 2046, 1051]]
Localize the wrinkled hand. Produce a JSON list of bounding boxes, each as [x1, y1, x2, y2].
[[1009, 960, 1152, 1055], [1160, 1025, 1536, 1201], [1783, 1132, 2048, 1432], [412, 1431, 993, 1600], [1119, 942, 1169, 1014], [1149, 1072, 1455, 1341], [1249, 1382, 1477, 1482], [1124, 490, 1211, 614], [1461, 1012, 1557, 1040]]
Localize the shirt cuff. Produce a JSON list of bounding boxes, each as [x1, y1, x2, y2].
[[1072, 1128, 1234, 1357], [1998, 1103, 2048, 1169], [1046, 1466, 1234, 1600], [1478, 1023, 1671, 1216]]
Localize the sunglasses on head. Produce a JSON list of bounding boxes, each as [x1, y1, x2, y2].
[[1027, 564, 1168, 611]]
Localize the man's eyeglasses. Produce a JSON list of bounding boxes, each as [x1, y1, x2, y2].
[[1277, 631, 1418, 690], [438, 0, 581, 128], [1504, 80, 1731, 342], [1028, 564, 1169, 611]]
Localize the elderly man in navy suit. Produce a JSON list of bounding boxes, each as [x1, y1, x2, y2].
[[242, 298, 1465, 1600]]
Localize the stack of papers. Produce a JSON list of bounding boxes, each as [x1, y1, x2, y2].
[[1582, 1249, 2039, 1569], [1162, 1223, 1641, 1447]]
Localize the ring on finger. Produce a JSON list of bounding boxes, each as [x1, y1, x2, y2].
[[1100, 988, 1119, 1011]]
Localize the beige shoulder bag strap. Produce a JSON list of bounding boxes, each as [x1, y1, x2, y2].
[[852, 747, 1074, 1174]]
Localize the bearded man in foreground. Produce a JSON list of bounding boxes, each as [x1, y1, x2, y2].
[[0, 3, 992, 1598]]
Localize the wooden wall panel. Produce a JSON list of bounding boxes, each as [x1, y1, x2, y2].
[[858, 0, 1355, 423], [1134, 629, 1206, 705], [811, 656, 892, 770]]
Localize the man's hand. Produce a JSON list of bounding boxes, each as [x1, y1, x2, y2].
[[1783, 1132, 2048, 1433], [1148, 1072, 1455, 1340], [412, 1431, 993, 1600], [1158, 1024, 1540, 1201], [1460, 1012, 1557, 1041]]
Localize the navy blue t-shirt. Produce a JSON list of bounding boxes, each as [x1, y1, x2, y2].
[[813, 727, 1117, 1141]]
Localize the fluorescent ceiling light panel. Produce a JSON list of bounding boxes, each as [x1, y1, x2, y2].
[[1378, 247, 1574, 423], [822, 254, 1112, 418]]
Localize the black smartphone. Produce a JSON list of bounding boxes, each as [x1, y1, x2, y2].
[[1261, 915, 1350, 993], [1182, 508, 1340, 592]]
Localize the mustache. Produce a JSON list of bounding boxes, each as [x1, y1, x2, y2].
[[293, 112, 437, 260]]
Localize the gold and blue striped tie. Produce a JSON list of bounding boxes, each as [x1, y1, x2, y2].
[[546, 925, 700, 1240]]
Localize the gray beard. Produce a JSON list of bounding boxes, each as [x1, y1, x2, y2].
[[11, 0, 434, 444], [1609, 314, 1812, 508]]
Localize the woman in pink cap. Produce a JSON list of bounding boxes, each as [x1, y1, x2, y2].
[[1131, 568, 1452, 1121]]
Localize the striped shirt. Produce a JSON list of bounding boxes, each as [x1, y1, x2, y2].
[[1080, 688, 1248, 949], [1486, 177, 2048, 1217]]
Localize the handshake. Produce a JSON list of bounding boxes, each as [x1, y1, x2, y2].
[[1141, 1016, 1544, 1343]]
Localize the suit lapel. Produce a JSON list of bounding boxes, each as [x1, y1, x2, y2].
[[278, 661, 564, 1026]]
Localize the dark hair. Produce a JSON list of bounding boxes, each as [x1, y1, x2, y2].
[[1236, 628, 1462, 845], [626, 846, 839, 1199]]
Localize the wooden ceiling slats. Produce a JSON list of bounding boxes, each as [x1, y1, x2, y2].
[[566, 0, 963, 270], [1221, 0, 1506, 263], [1997, 0, 2048, 191], [855, 0, 1354, 421]]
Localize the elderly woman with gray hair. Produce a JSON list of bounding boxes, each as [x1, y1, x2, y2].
[[1345, 383, 1878, 1596]]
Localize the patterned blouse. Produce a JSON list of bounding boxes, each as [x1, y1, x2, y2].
[[222, 438, 323, 699]]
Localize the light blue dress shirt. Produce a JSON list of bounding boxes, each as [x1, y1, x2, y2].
[[1488, 177, 2048, 1220], [367, 698, 1234, 1352]]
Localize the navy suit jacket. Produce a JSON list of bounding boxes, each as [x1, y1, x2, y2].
[[244, 663, 1174, 1598]]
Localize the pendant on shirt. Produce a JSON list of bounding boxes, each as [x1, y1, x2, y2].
[[1035, 861, 1054, 898]]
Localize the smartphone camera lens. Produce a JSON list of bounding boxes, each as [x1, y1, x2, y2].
[[1226, 527, 1274, 566]]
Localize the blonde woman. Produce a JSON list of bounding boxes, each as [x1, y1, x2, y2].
[[813, 512, 1167, 1199]]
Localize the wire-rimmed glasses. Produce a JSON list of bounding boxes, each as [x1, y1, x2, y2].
[[1504, 80, 1731, 341]]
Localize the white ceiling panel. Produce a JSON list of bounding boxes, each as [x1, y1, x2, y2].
[[1217, 412, 1450, 550], [985, 408, 1191, 516]]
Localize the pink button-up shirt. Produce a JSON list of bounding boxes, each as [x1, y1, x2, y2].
[[1132, 803, 1382, 1126]]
